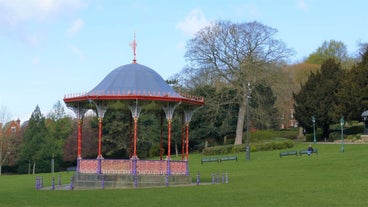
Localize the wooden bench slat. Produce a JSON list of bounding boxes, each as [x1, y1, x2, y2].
[[201, 157, 219, 164], [279, 150, 298, 157], [220, 156, 237, 162]]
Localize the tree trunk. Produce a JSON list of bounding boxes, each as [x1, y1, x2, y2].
[[0, 151, 2, 176], [234, 99, 247, 145], [298, 127, 304, 139], [0, 140, 2, 175], [322, 124, 330, 141], [32, 161, 36, 175], [175, 143, 178, 157]]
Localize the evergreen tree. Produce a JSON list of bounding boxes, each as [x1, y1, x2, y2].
[[293, 59, 344, 140], [250, 83, 279, 130], [333, 45, 368, 121], [102, 109, 131, 158], [189, 84, 238, 147], [18, 105, 52, 174], [46, 101, 73, 171]]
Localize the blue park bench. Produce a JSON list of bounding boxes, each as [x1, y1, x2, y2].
[[219, 156, 238, 162], [201, 157, 219, 164], [279, 150, 298, 157]]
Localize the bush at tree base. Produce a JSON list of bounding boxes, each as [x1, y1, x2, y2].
[[202, 138, 294, 156]]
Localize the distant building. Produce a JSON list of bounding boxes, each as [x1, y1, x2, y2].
[[1, 119, 21, 136], [279, 100, 298, 129], [1, 119, 22, 166]]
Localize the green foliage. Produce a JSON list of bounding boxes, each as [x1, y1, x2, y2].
[[250, 83, 280, 130], [149, 144, 161, 157], [18, 105, 51, 173], [328, 131, 345, 141], [250, 129, 298, 141], [305, 40, 352, 66], [102, 109, 132, 158], [251, 139, 294, 151], [345, 134, 361, 141], [333, 46, 368, 122], [305, 129, 324, 142], [293, 59, 344, 139], [18, 104, 73, 174], [189, 84, 238, 145], [344, 125, 364, 135], [202, 138, 294, 155]]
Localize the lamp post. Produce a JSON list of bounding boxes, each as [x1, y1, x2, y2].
[[312, 116, 316, 144], [245, 82, 252, 161], [340, 116, 345, 152]]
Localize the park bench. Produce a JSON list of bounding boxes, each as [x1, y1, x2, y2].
[[299, 148, 318, 156], [220, 156, 238, 162], [66, 166, 76, 171], [201, 157, 219, 164], [279, 150, 298, 157]]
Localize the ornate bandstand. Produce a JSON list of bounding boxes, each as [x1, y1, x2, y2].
[[63, 38, 204, 189]]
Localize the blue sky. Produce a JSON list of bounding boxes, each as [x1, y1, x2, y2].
[[1, 0, 367, 122]]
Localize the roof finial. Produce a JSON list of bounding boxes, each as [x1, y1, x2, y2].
[[130, 33, 137, 64]]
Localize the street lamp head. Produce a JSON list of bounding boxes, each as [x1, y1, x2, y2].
[[312, 116, 315, 123], [340, 116, 345, 126]]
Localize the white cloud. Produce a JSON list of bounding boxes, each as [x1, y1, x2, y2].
[[0, 0, 84, 25], [297, 0, 309, 11], [25, 33, 40, 47], [67, 18, 84, 37], [176, 8, 210, 36], [32, 55, 41, 64], [0, 0, 84, 46], [69, 44, 84, 60]]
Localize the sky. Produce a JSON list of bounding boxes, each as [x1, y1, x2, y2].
[[0, 0, 367, 123]]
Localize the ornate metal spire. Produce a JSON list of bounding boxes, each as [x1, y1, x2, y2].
[[130, 33, 137, 64]]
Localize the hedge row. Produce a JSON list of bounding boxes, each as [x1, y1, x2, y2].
[[202, 138, 294, 156]]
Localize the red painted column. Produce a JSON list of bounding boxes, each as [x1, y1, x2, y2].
[[181, 126, 185, 160], [185, 123, 189, 161], [160, 112, 163, 160], [133, 117, 138, 157], [98, 117, 103, 158], [167, 119, 172, 159], [77, 119, 83, 159]]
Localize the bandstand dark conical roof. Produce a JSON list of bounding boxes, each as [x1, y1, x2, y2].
[[64, 63, 204, 106], [89, 63, 179, 96]]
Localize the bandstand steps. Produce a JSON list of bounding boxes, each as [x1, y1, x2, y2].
[[73, 173, 192, 189]]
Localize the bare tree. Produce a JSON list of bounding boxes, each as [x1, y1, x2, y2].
[[0, 105, 12, 175], [185, 21, 293, 145]]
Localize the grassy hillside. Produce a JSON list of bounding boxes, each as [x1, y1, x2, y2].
[[1, 143, 367, 207]]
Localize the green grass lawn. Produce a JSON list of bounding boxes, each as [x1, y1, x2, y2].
[[1, 143, 368, 207]]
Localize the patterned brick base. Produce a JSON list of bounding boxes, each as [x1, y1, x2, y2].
[[78, 159, 188, 175]]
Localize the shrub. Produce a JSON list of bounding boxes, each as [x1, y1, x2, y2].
[[329, 131, 344, 141], [202, 138, 294, 155], [345, 125, 364, 135], [346, 134, 361, 141], [149, 144, 161, 157]]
